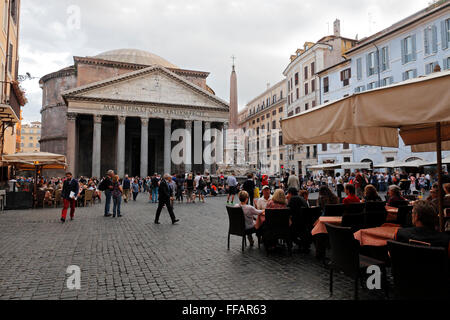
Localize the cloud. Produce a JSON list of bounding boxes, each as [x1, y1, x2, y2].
[[19, 0, 430, 122]]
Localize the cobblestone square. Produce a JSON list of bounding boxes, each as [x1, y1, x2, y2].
[[0, 194, 388, 300]]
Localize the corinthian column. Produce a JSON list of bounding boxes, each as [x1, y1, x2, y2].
[[92, 114, 102, 179], [185, 120, 192, 173], [164, 119, 172, 174], [140, 118, 149, 178], [117, 116, 126, 178], [66, 113, 77, 175], [204, 121, 211, 173]]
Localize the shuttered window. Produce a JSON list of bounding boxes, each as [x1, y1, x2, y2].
[[323, 77, 329, 93], [401, 35, 416, 64], [381, 46, 389, 71], [356, 58, 362, 80]]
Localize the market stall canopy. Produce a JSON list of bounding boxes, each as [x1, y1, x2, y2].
[[308, 162, 372, 170], [281, 70, 450, 149], [308, 163, 341, 170], [423, 155, 450, 166], [1, 152, 67, 170]]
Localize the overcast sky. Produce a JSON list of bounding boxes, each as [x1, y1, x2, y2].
[[19, 0, 431, 123]]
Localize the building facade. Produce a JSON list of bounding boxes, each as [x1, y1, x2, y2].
[[20, 121, 40, 153], [40, 49, 229, 178], [283, 19, 357, 175], [0, 0, 25, 175], [239, 80, 287, 175], [317, 2, 450, 168]]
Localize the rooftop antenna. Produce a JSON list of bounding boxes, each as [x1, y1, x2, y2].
[[231, 55, 236, 71], [327, 22, 330, 34]]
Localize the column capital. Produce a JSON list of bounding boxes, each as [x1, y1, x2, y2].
[[223, 122, 229, 129], [185, 120, 192, 129], [204, 121, 211, 129], [67, 112, 77, 121], [141, 117, 149, 126], [118, 115, 126, 125], [164, 118, 172, 126], [93, 114, 103, 124]]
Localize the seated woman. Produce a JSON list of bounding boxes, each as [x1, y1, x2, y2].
[[396, 200, 449, 251], [299, 189, 310, 206], [342, 183, 361, 204], [266, 189, 288, 209], [362, 184, 382, 202], [317, 185, 339, 210], [386, 185, 407, 207], [234, 191, 263, 247]]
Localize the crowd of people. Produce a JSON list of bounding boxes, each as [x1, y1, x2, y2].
[[227, 169, 450, 255]]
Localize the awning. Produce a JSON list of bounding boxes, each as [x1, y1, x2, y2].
[[2, 152, 67, 170], [308, 162, 371, 170], [0, 103, 19, 123], [308, 163, 341, 170], [281, 70, 450, 148], [423, 155, 450, 166]]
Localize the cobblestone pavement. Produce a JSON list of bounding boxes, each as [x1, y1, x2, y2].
[[0, 194, 388, 300]]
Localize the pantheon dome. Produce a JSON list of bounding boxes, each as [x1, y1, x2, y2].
[[92, 48, 178, 68]]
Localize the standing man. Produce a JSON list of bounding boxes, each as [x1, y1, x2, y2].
[[287, 170, 300, 191], [150, 173, 159, 203], [122, 174, 131, 203], [243, 173, 256, 207], [226, 172, 238, 204], [155, 174, 180, 225], [60, 172, 79, 223], [102, 170, 114, 217]]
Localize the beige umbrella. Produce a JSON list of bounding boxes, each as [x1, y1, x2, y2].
[[2, 152, 67, 207], [281, 70, 450, 231]]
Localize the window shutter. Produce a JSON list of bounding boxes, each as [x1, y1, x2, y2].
[[444, 58, 449, 70], [366, 54, 371, 76], [401, 39, 406, 64], [412, 34, 417, 61], [340, 70, 343, 81], [424, 28, 430, 55], [402, 72, 407, 81], [432, 25, 438, 53], [389, 76, 394, 85], [357, 58, 362, 80], [375, 51, 379, 73], [385, 47, 390, 70], [442, 20, 449, 50], [413, 69, 417, 78]]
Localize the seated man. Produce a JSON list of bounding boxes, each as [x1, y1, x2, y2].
[[396, 200, 450, 252], [299, 189, 310, 207], [286, 188, 311, 252], [255, 185, 271, 210], [234, 191, 263, 247], [342, 183, 361, 204]]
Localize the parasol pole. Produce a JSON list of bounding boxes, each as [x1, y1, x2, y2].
[[436, 122, 444, 232]]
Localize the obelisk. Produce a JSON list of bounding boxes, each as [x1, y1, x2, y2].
[[229, 56, 238, 129]]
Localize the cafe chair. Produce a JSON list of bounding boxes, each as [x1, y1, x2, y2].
[[35, 190, 46, 208], [387, 240, 449, 300], [308, 199, 318, 207], [324, 204, 345, 217], [84, 190, 94, 207], [264, 209, 292, 256], [54, 189, 62, 208], [325, 223, 389, 300], [389, 200, 409, 208], [364, 201, 387, 228], [226, 206, 259, 252], [341, 213, 365, 232], [344, 203, 365, 215], [396, 206, 413, 227]]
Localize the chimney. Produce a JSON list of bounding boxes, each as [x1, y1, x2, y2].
[[334, 19, 340, 36]]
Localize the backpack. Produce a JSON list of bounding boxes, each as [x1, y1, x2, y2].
[[98, 178, 107, 191], [198, 178, 206, 189]]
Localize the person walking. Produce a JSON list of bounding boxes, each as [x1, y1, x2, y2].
[[242, 173, 256, 207], [122, 174, 131, 203], [287, 170, 300, 190], [111, 175, 123, 217], [155, 174, 179, 225], [132, 178, 140, 201], [60, 172, 79, 223]]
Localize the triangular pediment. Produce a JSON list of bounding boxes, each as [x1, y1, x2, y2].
[[63, 66, 229, 110]]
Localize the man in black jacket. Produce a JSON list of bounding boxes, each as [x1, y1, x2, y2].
[[61, 172, 79, 223], [103, 170, 114, 217], [286, 187, 311, 252], [242, 173, 256, 207], [155, 174, 179, 225]]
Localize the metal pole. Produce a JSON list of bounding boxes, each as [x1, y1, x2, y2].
[[436, 122, 444, 232]]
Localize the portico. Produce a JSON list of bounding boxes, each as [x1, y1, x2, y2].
[[62, 65, 229, 178]]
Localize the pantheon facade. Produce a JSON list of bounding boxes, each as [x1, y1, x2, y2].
[[40, 49, 230, 178]]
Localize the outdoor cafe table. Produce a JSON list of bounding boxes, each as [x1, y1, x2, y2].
[[312, 216, 401, 247]]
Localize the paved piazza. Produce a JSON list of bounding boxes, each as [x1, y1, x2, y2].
[[0, 194, 387, 300]]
